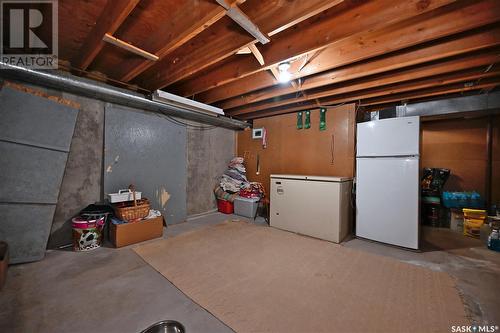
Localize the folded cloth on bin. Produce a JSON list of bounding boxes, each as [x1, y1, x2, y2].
[[239, 182, 265, 199], [214, 186, 238, 202]]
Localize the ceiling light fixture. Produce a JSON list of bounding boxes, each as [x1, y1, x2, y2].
[[277, 62, 291, 83]]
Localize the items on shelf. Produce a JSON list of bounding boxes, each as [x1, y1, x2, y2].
[[420, 167, 450, 227], [463, 208, 487, 238], [442, 191, 485, 209]]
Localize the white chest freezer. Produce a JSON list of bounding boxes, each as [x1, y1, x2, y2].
[[270, 174, 353, 243]]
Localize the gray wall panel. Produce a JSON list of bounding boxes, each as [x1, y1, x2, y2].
[[48, 93, 104, 248], [187, 127, 235, 215], [104, 105, 187, 224], [0, 86, 78, 263], [0, 204, 56, 263], [0, 87, 78, 151], [0, 141, 68, 203]]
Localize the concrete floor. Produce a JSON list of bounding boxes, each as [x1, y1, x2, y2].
[[1, 213, 499, 332]]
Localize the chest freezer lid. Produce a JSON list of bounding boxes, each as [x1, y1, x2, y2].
[[270, 174, 352, 182]]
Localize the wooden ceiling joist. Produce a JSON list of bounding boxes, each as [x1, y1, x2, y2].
[[248, 44, 265, 66], [118, 5, 229, 82], [233, 68, 500, 118], [208, 25, 500, 108], [133, 0, 347, 90], [227, 50, 500, 116], [169, 0, 465, 97], [72, 0, 140, 70], [241, 77, 500, 120], [216, 0, 270, 44], [192, 0, 500, 105]]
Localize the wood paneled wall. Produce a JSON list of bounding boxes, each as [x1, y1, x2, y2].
[[421, 115, 500, 202], [237, 104, 356, 195], [492, 115, 500, 206]]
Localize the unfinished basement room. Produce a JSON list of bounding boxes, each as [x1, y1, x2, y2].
[[1, 0, 500, 332]]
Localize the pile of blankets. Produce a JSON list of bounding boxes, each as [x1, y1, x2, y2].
[[219, 157, 249, 193], [215, 157, 251, 202]]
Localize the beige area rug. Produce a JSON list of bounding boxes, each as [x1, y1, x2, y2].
[[133, 222, 468, 333]]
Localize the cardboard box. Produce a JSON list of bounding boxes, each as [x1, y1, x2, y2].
[[110, 216, 164, 248]]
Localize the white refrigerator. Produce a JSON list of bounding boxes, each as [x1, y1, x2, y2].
[[355, 116, 420, 249]]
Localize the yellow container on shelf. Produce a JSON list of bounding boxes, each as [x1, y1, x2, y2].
[[463, 208, 486, 238]]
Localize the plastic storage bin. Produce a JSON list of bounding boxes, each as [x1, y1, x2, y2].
[[217, 199, 234, 214], [234, 196, 260, 218], [442, 191, 484, 209], [463, 208, 486, 238]]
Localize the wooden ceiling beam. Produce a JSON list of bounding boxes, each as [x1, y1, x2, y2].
[[212, 25, 500, 108], [72, 0, 140, 70], [116, 0, 248, 82], [216, 0, 270, 44], [140, 0, 454, 92], [169, 0, 476, 97], [241, 78, 500, 120], [134, 0, 345, 91], [248, 44, 265, 66], [233, 68, 500, 119], [227, 50, 500, 115]]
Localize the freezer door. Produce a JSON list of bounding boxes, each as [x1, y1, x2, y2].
[[357, 116, 420, 157], [355, 157, 419, 249]]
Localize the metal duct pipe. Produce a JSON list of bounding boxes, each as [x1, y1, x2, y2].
[[399, 91, 500, 117], [0, 62, 249, 130]]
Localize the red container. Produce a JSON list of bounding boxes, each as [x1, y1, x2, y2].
[[217, 199, 234, 214]]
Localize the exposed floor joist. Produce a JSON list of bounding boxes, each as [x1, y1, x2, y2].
[[169, 0, 461, 97], [72, 0, 140, 70], [210, 25, 500, 107], [227, 50, 500, 116], [56, 0, 500, 121], [133, 0, 348, 90], [237, 72, 500, 119]]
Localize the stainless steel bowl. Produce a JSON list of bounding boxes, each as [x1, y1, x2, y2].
[[141, 320, 185, 333]]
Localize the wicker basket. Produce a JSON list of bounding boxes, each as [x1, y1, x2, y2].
[[113, 185, 150, 222]]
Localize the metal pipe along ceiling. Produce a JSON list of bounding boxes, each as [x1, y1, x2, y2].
[[0, 62, 249, 130]]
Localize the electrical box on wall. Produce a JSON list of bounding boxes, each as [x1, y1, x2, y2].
[[252, 128, 264, 139]]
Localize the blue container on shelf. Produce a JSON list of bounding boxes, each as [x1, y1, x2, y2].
[[442, 191, 485, 209]]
